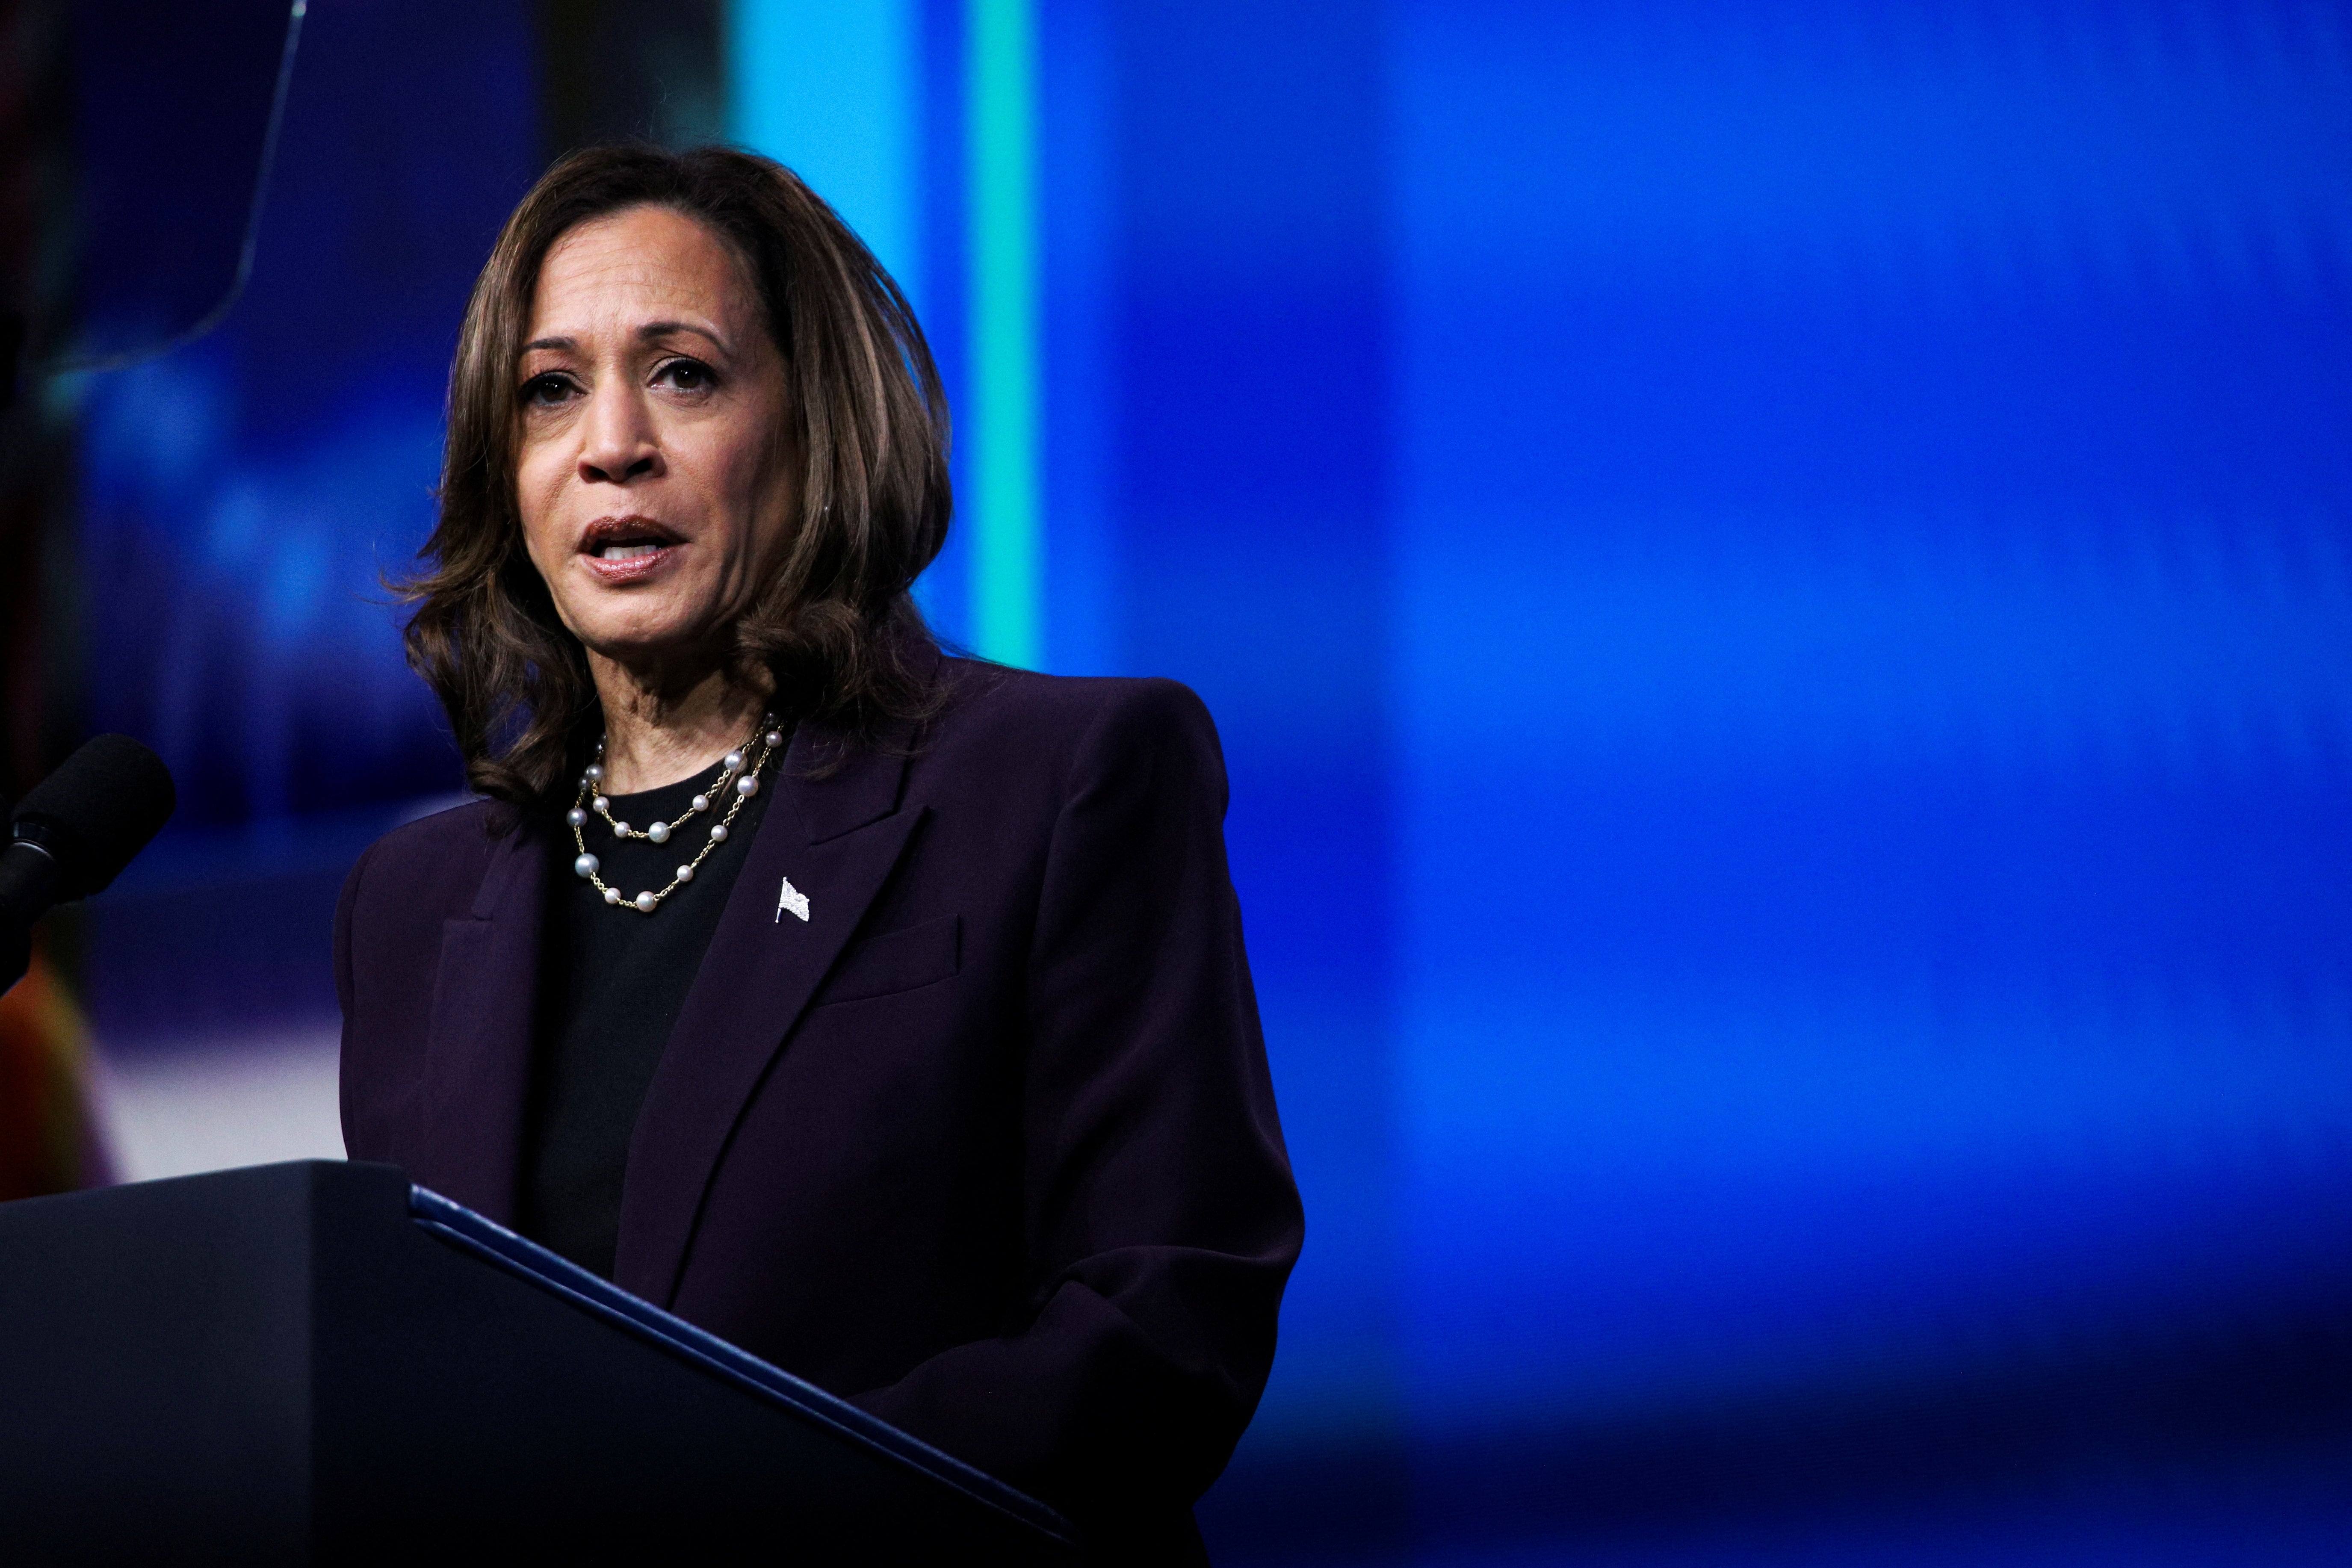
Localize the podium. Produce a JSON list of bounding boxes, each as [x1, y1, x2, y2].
[[0, 1160, 1079, 1565]]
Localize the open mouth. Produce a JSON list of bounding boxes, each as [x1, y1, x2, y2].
[[579, 515, 684, 573]]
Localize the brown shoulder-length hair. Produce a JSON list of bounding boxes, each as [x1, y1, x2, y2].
[[402, 144, 949, 807]]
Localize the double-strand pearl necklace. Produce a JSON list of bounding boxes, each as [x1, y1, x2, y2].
[[567, 716, 785, 915]]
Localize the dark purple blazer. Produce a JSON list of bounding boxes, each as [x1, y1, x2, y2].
[[335, 657, 1302, 1556]]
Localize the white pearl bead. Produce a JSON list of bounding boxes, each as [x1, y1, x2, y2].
[[690, 794, 710, 813], [647, 821, 671, 843], [585, 763, 604, 782], [603, 887, 621, 905], [736, 775, 759, 797], [709, 824, 728, 843], [724, 750, 744, 772], [675, 864, 694, 883], [765, 730, 783, 748], [567, 806, 587, 827], [573, 853, 599, 877], [592, 796, 609, 814], [612, 821, 631, 836], [634, 891, 658, 913]]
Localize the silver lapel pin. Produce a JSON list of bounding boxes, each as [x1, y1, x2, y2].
[[775, 875, 811, 924]]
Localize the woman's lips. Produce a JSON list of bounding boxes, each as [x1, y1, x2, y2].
[[578, 518, 684, 584], [581, 538, 680, 584]]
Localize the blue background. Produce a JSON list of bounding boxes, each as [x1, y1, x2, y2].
[[62, 2, 2352, 1562]]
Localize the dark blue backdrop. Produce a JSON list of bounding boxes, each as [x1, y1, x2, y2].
[[66, 2, 2352, 1562]]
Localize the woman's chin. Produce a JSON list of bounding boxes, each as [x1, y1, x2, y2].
[[572, 612, 726, 673]]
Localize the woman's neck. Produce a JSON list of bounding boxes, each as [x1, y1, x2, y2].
[[588, 654, 768, 794]]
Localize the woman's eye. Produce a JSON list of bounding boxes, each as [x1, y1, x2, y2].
[[521, 373, 575, 406], [658, 359, 715, 392]]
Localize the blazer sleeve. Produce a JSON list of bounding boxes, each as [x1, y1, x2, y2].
[[849, 678, 1304, 1540]]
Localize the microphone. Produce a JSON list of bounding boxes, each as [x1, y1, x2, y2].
[[0, 735, 177, 993]]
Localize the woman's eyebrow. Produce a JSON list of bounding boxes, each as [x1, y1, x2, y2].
[[519, 322, 730, 359], [638, 320, 729, 353]]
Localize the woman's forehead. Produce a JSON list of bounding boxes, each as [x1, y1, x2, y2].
[[526, 206, 757, 347]]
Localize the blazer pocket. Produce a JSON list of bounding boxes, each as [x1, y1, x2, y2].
[[813, 914, 961, 1006]]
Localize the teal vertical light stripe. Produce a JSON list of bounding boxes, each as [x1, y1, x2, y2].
[[725, 0, 923, 308], [966, 0, 1043, 668]]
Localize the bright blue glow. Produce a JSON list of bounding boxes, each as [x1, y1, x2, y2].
[[725, 0, 925, 310], [963, 0, 1043, 669], [1386, 4, 2352, 1547], [1035, 0, 1116, 677]]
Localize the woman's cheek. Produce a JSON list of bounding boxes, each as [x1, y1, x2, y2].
[[516, 459, 569, 576]]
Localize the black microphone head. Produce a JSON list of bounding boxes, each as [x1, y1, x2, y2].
[[11, 734, 177, 900]]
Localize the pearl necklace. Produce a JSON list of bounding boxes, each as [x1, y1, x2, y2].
[[567, 717, 785, 915]]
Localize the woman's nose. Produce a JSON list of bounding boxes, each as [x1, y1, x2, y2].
[[578, 385, 663, 484]]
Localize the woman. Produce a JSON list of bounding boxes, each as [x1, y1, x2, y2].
[[334, 145, 1300, 1561]]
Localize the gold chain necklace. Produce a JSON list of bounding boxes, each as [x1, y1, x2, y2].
[[566, 716, 783, 915]]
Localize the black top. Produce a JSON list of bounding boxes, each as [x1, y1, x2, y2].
[[520, 765, 772, 1278]]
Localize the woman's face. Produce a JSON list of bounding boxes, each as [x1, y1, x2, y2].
[[514, 204, 793, 675]]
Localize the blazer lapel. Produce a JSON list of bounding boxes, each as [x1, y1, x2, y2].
[[414, 816, 546, 1223], [614, 727, 922, 1307]]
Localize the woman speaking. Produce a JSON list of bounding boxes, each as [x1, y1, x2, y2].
[[335, 145, 1300, 1562]]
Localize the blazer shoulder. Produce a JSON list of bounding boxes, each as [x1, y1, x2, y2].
[[916, 663, 1228, 832], [933, 658, 1220, 756], [343, 797, 519, 922]]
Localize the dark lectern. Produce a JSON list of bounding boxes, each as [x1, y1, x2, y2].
[[0, 1160, 1079, 1566]]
